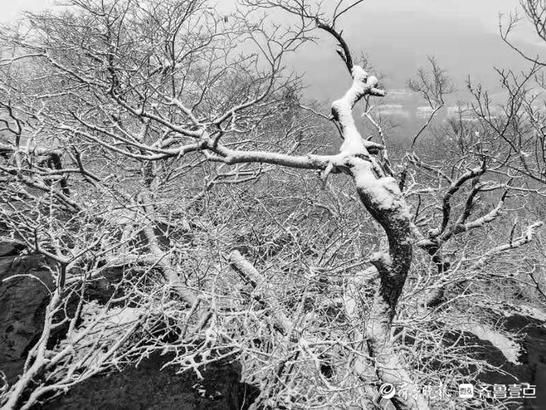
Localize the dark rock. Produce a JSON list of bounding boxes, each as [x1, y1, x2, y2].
[[0, 252, 54, 384], [0, 240, 26, 257], [465, 314, 546, 410], [39, 353, 259, 410], [0, 245, 259, 409]]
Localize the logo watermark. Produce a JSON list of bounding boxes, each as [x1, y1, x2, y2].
[[378, 383, 396, 399], [458, 384, 474, 399], [387, 381, 537, 402]]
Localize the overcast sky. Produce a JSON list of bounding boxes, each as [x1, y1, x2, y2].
[[290, 0, 540, 99], [0, 0, 55, 22], [0, 0, 521, 27], [1, 0, 540, 101]]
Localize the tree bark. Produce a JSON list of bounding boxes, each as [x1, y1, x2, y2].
[[331, 66, 429, 410]]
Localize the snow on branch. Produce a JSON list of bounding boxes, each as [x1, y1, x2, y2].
[[229, 250, 294, 334], [469, 222, 544, 270]]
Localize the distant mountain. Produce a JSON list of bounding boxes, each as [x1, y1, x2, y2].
[[293, 10, 535, 103]]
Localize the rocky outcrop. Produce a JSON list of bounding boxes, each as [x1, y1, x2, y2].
[[40, 353, 259, 410], [0, 242, 54, 384], [0, 241, 259, 409]]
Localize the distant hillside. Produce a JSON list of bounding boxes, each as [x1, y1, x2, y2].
[[294, 9, 533, 103]]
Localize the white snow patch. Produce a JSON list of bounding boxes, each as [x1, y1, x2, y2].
[[352, 161, 401, 211], [458, 323, 521, 365]]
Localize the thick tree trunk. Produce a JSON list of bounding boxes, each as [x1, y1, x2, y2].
[[331, 66, 429, 410]]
